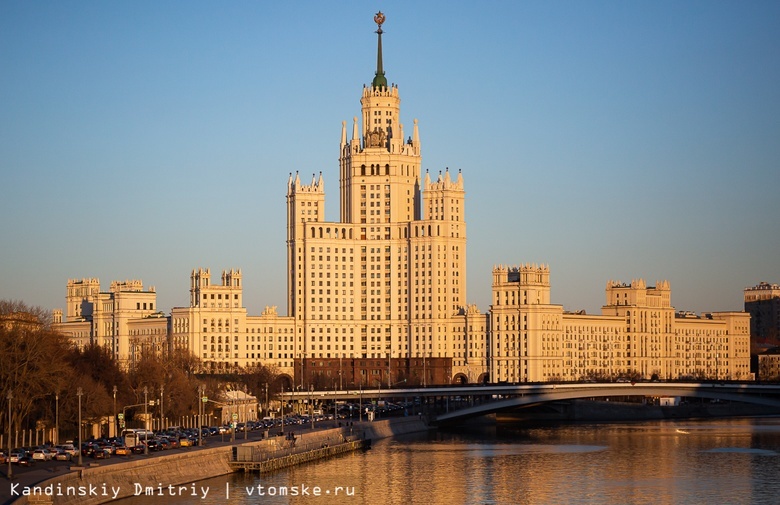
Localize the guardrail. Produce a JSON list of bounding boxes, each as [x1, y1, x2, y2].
[[230, 433, 369, 473]]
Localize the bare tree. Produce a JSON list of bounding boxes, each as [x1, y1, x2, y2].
[[0, 301, 71, 434]]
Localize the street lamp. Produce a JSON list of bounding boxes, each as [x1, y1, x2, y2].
[[375, 380, 382, 419], [280, 384, 284, 435], [423, 353, 427, 387], [388, 352, 392, 389], [264, 383, 269, 419], [143, 387, 148, 455], [309, 385, 314, 430], [112, 386, 117, 438], [77, 387, 83, 467], [230, 390, 235, 443], [55, 392, 59, 445], [300, 353, 306, 391], [197, 385, 204, 448], [160, 384, 165, 432], [7, 391, 12, 480]]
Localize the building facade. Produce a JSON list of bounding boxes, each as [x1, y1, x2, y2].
[[52, 278, 165, 368], [169, 268, 296, 373], [283, 12, 485, 385], [52, 13, 752, 384], [744, 282, 780, 347], [491, 267, 752, 383]]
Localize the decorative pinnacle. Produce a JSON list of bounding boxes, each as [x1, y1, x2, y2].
[[374, 11, 385, 32], [372, 11, 387, 89]]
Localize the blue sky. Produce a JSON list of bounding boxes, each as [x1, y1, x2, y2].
[[1, 1, 778, 317]]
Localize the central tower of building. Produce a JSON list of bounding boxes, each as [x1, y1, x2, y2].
[[286, 12, 468, 363]]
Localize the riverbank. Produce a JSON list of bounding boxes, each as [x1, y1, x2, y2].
[[4, 418, 429, 505]]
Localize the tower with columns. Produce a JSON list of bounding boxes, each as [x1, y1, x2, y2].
[[285, 12, 471, 376]]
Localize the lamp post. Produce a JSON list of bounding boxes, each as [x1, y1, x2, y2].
[[160, 384, 165, 432], [309, 385, 314, 430], [423, 353, 426, 387], [280, 384, 284, 435], [197, 385, 204, 448], [77, 387, 83, 467], [7, 391, 12, 480], [300, 353, 306, 391], [143, 387, 148, 455], [388, 352, 391, 389], [375, 380, 381, 419], [55, 392, 59, 445], [264, 383, 268, 418], [230, 390, 235, 443], [112, 386, 117, 438]]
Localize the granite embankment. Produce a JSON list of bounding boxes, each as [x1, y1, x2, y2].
[[8, 418, 428, 505]]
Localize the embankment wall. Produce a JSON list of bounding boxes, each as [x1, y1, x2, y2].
[[12, 418, 429, 504]]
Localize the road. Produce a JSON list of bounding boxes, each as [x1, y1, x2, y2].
[[0, 420, 349, 504]]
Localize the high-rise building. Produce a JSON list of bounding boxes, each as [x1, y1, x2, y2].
[[285, 12, 482, 382]]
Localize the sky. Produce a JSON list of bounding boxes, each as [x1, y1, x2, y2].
[[1, 1, 779, 318]]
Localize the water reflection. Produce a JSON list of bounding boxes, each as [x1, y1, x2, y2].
[[118, 418, 780, 505]]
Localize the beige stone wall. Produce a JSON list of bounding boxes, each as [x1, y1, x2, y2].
[[53, 278, 160, 367], [491, 271, 752, 382]]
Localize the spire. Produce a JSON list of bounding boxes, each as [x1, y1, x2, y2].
[[372, 11, 387, 89]]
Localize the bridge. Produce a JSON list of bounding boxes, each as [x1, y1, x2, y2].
[[281, 382, 780, 425]]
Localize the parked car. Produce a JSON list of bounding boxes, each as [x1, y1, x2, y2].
[[114, 446, 131, 456], [81, 443, 98, 457], [130, 443, 147, 455], [32, 449, 54, 461], [57, 443, 79, 457], [9, 452, 24, 464], [54, 450, 72, 461], [93, 448, 111, 459], [17, 456, 35, 466]]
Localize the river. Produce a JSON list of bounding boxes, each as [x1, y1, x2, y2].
[[118, 417, 780, 504]]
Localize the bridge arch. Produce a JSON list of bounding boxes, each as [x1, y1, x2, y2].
[[435, 383, 780, 425], [275, 374, 293, 392]]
